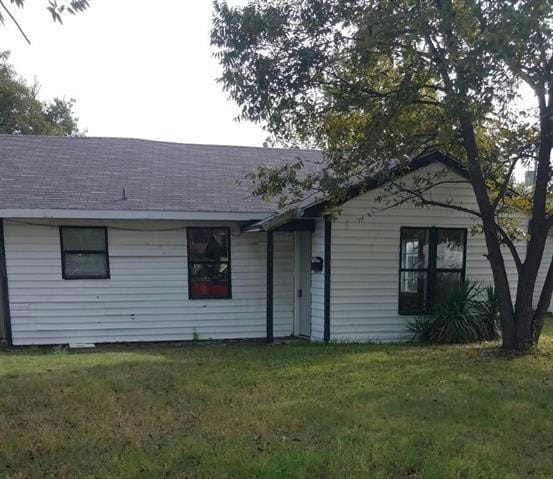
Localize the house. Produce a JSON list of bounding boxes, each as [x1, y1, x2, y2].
[[0, 135, 549, 346]]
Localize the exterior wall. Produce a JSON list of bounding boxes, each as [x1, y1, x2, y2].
[[4, 220, 295, 345], [310, 217, 326, 340], [329, 164, 522, 342]]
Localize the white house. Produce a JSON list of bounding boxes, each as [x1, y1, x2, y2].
[[0, 135, 549, 346]]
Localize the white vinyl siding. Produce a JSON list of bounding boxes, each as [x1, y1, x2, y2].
[[5, 220, 295, 345], [310, 217, 325, 341], [330, 164, 522, 341]]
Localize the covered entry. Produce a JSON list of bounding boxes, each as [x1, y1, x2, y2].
[[244, 217, 315, 342]]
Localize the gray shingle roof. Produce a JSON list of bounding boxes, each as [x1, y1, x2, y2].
[[0, 135, 323, 219]]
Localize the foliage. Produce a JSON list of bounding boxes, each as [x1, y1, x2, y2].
[[1, 326, 552, 477], [409, 280, 499, 344], [0, 0, 89, 24], [0, 1, 90, 44], [0, 51, 81, 135], [212, 0, 553, 350]]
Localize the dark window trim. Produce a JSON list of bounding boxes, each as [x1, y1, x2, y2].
[[398, 226, 467, 315], [187, 226, 232, 300], [59, 226, 110, 280]]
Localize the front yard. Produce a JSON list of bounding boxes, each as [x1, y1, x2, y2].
[[1, 323, 552, 478]]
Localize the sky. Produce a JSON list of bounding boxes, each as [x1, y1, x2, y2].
[[0, 0, 267, 146], [0, 1, 536, 181]]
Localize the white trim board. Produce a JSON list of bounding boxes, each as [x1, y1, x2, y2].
[[0, 209, 271, 221]]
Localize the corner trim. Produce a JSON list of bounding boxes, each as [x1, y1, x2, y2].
[[0, 220, 13, 345], [323, 216, 331, 343]]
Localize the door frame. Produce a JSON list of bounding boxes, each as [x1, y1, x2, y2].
[[294, 231, 312, 337]]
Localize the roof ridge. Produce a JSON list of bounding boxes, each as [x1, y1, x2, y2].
[[0, 134, 322, 154]]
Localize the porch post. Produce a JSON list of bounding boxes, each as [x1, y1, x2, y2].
[[266, 230, 274, 343], [324, 216, 331, 343]]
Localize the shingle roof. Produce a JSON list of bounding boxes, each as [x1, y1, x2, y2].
[[0, 135, 323, 219]]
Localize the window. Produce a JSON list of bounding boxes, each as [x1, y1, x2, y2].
[[187, 227, 231, 299], [60, 226, 110, 279], [399, 227, 466, 314]]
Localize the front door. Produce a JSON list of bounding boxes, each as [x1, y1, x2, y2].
[[297, 232, 312, 337]]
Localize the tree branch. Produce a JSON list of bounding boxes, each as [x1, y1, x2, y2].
[[0, 0, 30, 45], [385, 178, 524, 273], [491, 159, 519, 211], [387, 179, 482, 217], [495, 225, 524, 274]]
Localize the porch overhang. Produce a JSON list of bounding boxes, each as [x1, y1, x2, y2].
[[242, 209, 316, 233]]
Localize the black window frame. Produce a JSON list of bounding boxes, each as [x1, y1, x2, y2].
[[59, 226, 110, 280], [187, 227, 232, 300], [399, 226, 467, 315]]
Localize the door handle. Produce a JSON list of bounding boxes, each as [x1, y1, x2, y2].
[[298, 288, 303, 298]]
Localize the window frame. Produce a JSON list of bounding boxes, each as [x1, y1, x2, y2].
[[398, 226, 467, 315], [187, 226, 232, 300], [59, 226, 110, 280]]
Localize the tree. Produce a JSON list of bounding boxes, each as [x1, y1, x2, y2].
[[0, 51, 81, 135], [212, 0, 553, 351], [0, 1, 90, 43]]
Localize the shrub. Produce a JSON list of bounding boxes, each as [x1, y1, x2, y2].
[[408, 280, 499, 344]]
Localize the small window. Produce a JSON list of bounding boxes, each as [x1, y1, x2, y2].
[[399, 227, 466, 314], [60, 227, 110, 279], [187, 227, 231, 299]]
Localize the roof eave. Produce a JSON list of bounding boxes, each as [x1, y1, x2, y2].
[[0, 208, 272, 222]]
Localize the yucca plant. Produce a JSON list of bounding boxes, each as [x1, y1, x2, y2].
[[409, 280, 498, 344]]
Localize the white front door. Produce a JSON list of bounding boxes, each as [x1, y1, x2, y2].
[[297, 232, 312, 337]]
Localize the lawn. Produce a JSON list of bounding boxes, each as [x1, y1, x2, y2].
[[1, 323, 552, 478]]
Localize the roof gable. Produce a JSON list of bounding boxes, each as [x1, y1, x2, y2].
[[247, 151, 467, 231], [302, 150, 467, 215]]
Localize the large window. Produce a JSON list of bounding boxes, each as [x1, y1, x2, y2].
[[399, 227, 466, 314], [187, 227, 231, 299], [60, 226, 110, 279]]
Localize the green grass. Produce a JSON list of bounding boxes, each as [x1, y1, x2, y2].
[[1, 323, 553, 478]]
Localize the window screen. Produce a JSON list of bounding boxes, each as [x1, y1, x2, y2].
[[60, 227, 110, 279]]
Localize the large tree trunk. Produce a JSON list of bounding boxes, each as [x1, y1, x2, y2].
[[519, 89, 553, 349], [429, 7, 552, 351], [458, 92, 552, 350], [457, 113, 520, 348]]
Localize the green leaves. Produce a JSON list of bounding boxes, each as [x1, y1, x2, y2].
[[47, 1, 90, 24], [408, 280, 499, 344], [0, 1, 89, 46], [211, 0, 551, 210], [0, 51, 82, 135]]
